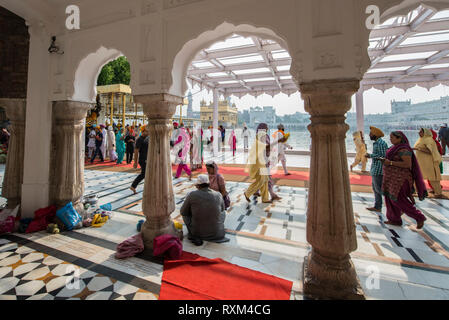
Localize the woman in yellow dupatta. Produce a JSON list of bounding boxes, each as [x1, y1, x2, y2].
[[244, 123, 271, 203], [414, 128, 444, 198]]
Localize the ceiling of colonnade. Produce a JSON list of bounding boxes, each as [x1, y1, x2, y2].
[[187, 5, 449, 97], [186, 34, 297, 98], [363, 5, 449, 91]]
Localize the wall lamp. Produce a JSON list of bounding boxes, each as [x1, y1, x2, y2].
[[48, 36, 64, 55]]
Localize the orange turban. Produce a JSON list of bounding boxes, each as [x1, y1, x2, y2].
[[370, 126, 384, 138]]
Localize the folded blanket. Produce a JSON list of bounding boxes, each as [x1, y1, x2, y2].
[[153, 234, 183, 260], [115, 233, 144, 259]]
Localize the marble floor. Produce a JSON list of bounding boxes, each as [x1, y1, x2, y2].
[[1, 167, 449, 300]]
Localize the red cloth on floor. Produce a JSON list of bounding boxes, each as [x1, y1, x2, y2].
[[153, 234, 183, 260], [159, 252, 293, 300], [0, 216, 15, 234], [25, 206, 57, 234], [115, 233, 144, 259]]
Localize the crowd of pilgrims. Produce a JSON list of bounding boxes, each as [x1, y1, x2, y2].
[[84, 122, 239, 167], [82, 121, 449, 245], [350, 125, 449, 231], [82, 121, 292, 246]]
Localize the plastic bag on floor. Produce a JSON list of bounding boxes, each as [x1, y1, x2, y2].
[[56, 202, 82, 231], [100, 203, 112, 211], [115, 233, 144, 259], [85, 206, 99, 219], [91, 213, 108, 228], [93, 208, 113, 220], [83, 194, 99, 207]]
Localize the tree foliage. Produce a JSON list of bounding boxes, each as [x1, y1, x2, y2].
[[97, 56, 131, 86]]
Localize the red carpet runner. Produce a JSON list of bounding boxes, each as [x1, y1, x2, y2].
[[159, 252, 293, 300], [86, 160, 449, 191]]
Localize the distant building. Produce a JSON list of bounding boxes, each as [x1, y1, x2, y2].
[[237, 110, 250, 126], [279, 112, 309, 130], [200, 99, 238, 128], [346, 96, 449, 132], [390, 97, 449, 125], [249, 106, 276, 127]]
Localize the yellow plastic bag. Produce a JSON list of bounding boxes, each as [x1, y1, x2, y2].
[[91, 214, 108, 228]]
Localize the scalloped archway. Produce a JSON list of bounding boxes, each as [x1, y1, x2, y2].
[[170, 22, 296, 98]]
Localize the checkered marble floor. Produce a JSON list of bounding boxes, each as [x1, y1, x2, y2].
[[0, 238, 157, 300], [1, 167, 449, 299]]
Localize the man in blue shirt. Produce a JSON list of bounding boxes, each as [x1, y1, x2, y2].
[[90, 127, 104, 163], [130, 126, 150, 194], [365, 126, 388, 213]]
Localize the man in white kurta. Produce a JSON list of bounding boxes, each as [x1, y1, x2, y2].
[[271, 124, 292, 175], [100, 124, 108, 160], [107, 126, 117, 161], [242, 123, 250, 151], [87, 125, 97, 159]]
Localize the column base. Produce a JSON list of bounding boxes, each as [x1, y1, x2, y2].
[[141, 220, 182, 250], [5, 198, 20, 210], [303, 252, 365, 300], [21, 183, 50, 219]]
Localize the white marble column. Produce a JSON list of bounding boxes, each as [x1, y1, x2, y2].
[[212, 88, 219, 155], [133, 93, 183, 250], [50, 101, 92, 214], [300, 79, 365, 300], [21, 24, 52, 218], [0, 99, 26, 209], [356, 88, 365, 132]]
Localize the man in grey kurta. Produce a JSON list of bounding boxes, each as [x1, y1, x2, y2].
[[180, 175, 227, 244]]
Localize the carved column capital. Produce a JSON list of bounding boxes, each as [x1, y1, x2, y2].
[[134, 93, 182, 119], [53, 100, 93, 122], [300, 79, 360, 116], [0, 99, 26, 124]]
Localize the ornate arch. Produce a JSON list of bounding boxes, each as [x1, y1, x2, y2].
[[169, 21, 298, 97], [70, 45, 136, 103]]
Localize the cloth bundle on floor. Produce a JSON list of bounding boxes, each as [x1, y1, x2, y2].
[[115, 233, 144, 259], [0, 216, 15, 235], [153, 234, 183, 260], [159, 252, 293, 300], [26, 206, 57, 234], [0, 206, 19, 235], [18, 218, 33, 233]]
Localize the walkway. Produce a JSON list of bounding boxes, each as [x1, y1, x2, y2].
[[1, 165, 449, 300]]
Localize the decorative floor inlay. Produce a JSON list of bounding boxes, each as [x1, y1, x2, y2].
[[2, 167, 449, 299], [0, 237, 158, 300]]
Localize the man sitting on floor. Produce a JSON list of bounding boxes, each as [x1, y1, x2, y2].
[[180, 175, 229, 246]]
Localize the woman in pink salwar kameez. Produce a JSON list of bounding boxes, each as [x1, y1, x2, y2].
[[380, 131, 427, 229], [228, 129, 237, 157], [173, 125, 192, 181]]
